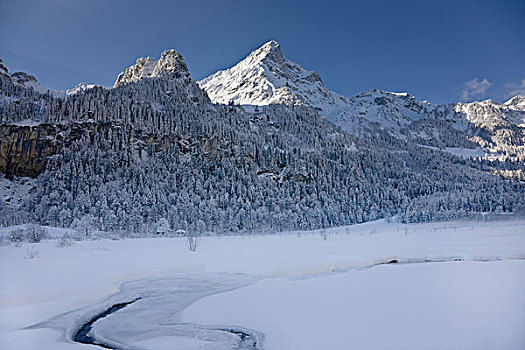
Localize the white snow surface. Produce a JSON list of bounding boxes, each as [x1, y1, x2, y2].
[[443, 147, 487, 159], [183, 261, 525, 350], [1, 218, 525, 349]]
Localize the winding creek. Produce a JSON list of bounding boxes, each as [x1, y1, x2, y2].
[[33, 273, 263, 349], [73, 296, 260, 349], [74, 298, 142, 349]]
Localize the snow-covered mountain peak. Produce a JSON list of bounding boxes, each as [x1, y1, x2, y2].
[[198, 40, 338, 111], [114, 49, 190, 88], [504, 95, 525, 110], [454, 96, 525, 129], [249, 40, 284, 64]]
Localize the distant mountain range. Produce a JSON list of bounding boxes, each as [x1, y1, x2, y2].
[[0, 43, 523, 233], [199, 41, 525, 161]]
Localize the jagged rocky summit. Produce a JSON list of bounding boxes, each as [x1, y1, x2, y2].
[[114, 49, 192, 87]]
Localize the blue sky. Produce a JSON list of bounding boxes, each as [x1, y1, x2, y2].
[[0, 0, 523, 104]]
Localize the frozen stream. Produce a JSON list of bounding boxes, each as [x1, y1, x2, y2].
[[37, 274, 263, 350]]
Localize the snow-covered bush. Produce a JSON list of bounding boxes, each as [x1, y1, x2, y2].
[[72, 215, 96, 240], [56, 233, 74, 248], [25, 224, 47, 243], [9, 228, 24, 246]]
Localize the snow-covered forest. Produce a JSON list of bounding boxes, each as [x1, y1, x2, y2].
[[1, 49, 524, 234]]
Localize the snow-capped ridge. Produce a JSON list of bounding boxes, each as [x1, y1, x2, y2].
[[504, 95, 525, 109], [11, 71, 38, 85], [114, 49, 191, 87], [0, 59, 9, 75], [65, 83, 99, 96], [197, 42, 456, 134], [197, 42, 443, 132]]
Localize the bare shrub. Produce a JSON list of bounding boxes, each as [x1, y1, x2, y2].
[[185, 231, 200, 252], [319, 228, 328, 241], [24, 246, 40, 259], [25, 224, 47, 243]]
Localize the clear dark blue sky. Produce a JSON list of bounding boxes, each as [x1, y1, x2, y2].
[[1, 0, 523, 104]]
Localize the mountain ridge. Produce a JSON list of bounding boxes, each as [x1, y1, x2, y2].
[[198, 41, 525, 161]]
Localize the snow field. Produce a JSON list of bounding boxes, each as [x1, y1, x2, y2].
[[0, 218, 524, 349]]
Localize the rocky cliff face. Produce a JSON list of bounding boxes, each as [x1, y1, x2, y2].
[[0, 122, 102, 178], [0, 120, 225, 178], [0, 59, 8, 75], [0, 50, 216, 179], [0, 124, 63, 178]]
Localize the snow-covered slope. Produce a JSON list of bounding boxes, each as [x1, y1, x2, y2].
[[9, 72, 50, 95], [334, 89, 439, 133], [505, 95, 525, 111], [2, 47, 525, 233], [454, 98, 525, 129], [64, 83, 98, 96]]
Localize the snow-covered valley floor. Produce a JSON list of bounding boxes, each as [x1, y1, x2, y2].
[[1, 218, 525, 349]]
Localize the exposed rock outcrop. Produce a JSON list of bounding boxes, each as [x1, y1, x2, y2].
[[0, 122, 102, 178], [113, 49, 191, 87]]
